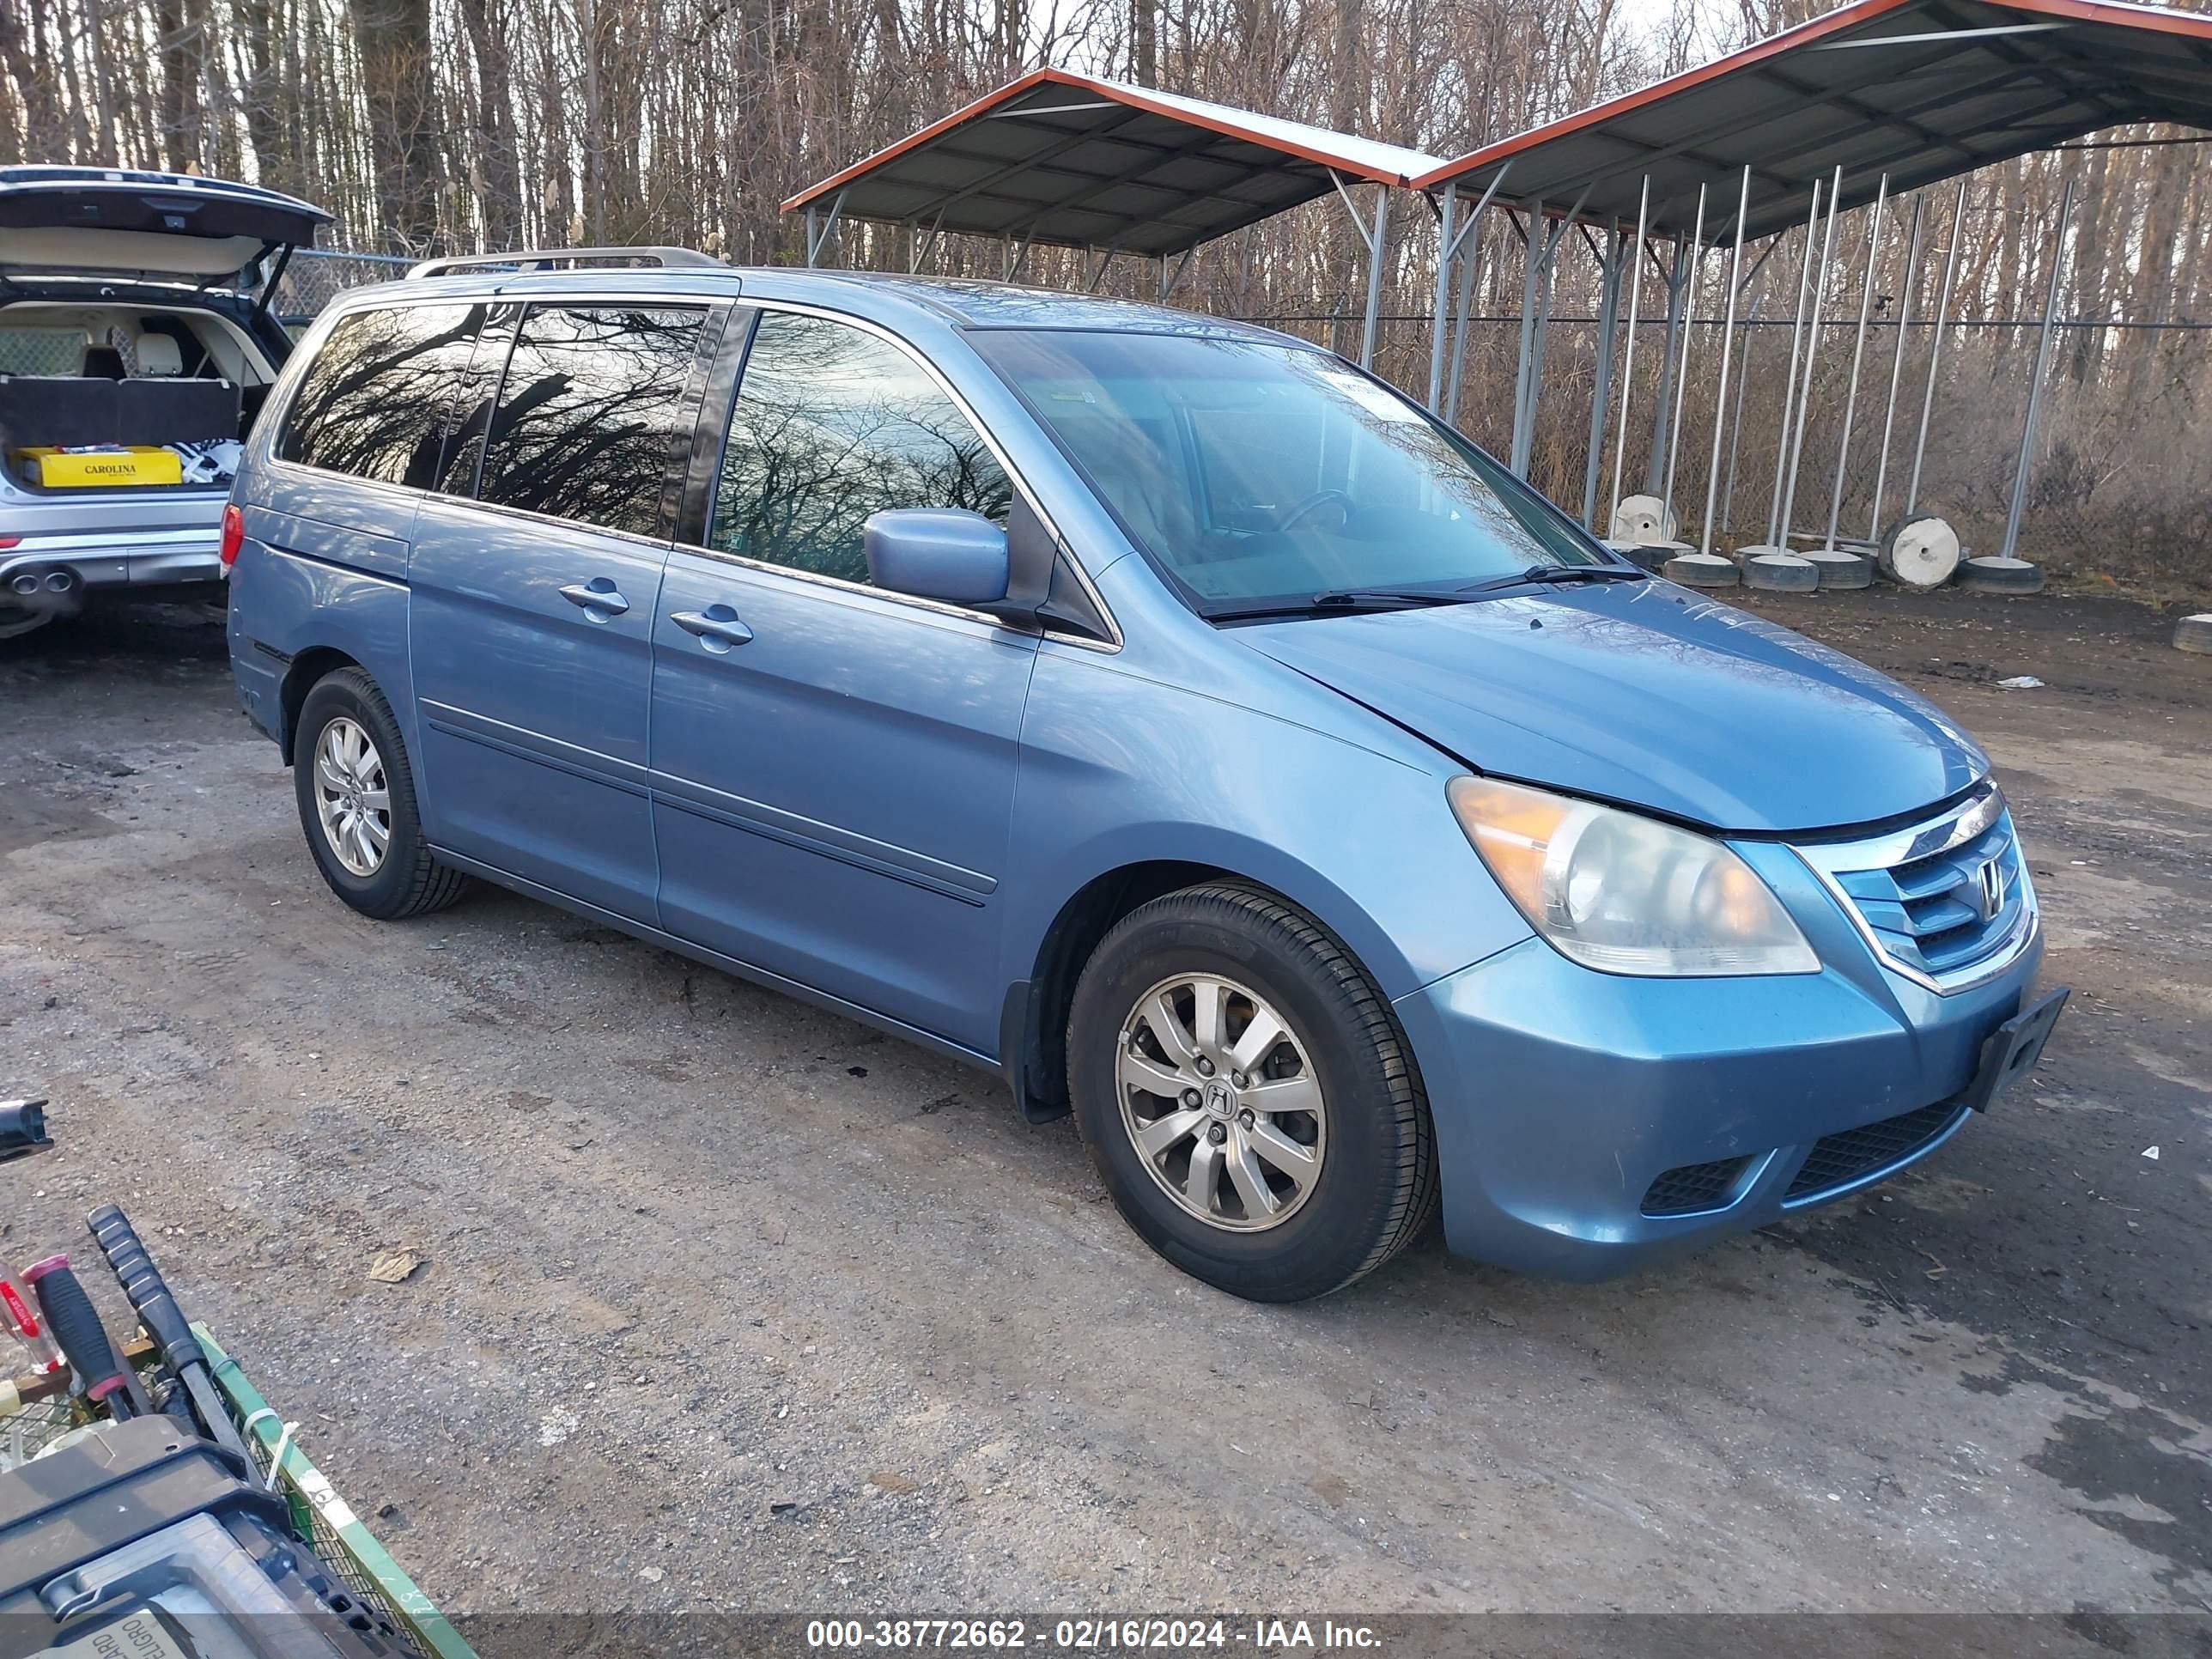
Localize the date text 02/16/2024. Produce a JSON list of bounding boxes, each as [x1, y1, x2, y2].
[[804, 1620, 1383, 1650]]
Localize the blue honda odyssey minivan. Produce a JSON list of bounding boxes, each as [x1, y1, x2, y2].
[[224, 252, 2064, 1302]]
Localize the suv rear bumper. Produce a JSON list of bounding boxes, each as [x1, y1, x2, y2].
[[2, 526, 224, 602]]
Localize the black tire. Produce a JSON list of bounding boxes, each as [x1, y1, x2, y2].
[[1742, 553, 1820, 592], [1958, 556, 2045, 595], [1066, 882, 1437, 1302], [293, 667, 471, 921]]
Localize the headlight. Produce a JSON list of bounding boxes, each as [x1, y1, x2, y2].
[[1447, 776, 1819, 977]]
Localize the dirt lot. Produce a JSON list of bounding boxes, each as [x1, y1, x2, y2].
[[1, 586, 2207, 1623]]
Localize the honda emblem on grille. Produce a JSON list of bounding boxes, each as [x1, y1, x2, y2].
[[1974, 857, 2004, 922]]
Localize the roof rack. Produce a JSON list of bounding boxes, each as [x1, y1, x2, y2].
[[404, 246, 726, 280]]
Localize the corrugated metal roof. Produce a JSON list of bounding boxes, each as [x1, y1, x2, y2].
[[1417, 0, 2212, 241], [782, 69, 1443, 258]]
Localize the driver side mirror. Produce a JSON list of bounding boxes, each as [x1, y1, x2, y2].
[[864, 508, 1010, 606]]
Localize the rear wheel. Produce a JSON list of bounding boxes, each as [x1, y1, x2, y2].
[[1067, 882, 1437, 1302], [293, 667, 470, 920]]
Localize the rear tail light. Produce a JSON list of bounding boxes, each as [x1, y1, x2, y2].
[[219, 503, 244, 569], [0, 537, 20, 550]]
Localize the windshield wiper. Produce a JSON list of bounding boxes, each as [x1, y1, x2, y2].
[[1463, 562, 1647, 591], [1207, 568, 1643, 623], [1206, 588, 1480, 623], [1312, 587, 1481, 608]]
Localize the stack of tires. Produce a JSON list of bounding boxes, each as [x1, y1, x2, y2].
[[1653, 514, 2050, 599]]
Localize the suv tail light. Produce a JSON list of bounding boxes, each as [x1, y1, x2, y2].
[[218, 503, 244, 570]]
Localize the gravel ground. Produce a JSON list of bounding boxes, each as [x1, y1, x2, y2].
[[0, 587, 2206, 1621]]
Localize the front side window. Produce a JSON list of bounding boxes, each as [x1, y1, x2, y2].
[[475, 303, 707, 538], [277, 304, 481, 487], [708, 311, 1011, 586], [972, 329, 1602, 615]]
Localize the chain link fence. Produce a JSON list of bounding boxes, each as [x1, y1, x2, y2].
[[267, 251, 2209, 585], [1224, 301, 2212, 584], [273, 248, 417, 331]]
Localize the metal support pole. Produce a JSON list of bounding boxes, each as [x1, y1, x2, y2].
[[1906, 179, 1971, 518], [913, 209, 946, 274], [1660, 185, 1706, 525], [1328, 172, 1393, 370], [805, 191, 846, 268], [1508, 190, 1589, 478], [1157, 246, 1195, 303], [1822, 173, 1889, 550], [1868, 194, 1925, 540], [1721, 298, 1763, 538], [1509, 201, 1544, 474], [1426, 184, 1459, 410], [1359, 188, 1390, 369], [1582, 223, 1627, 527], [1424, 169, 1512, 416], [1517, 224, 1561, 476], [2001, 174, 2075, 562], [1698, 169, 1751, 556], [1088, 247, 1117, 293], [1778, 167, 1844, 550], [1644, 237, 1689, 495], [1438, 166, 1511, 427], [1607, 175, 1652, 542], [1765, 183, 1825, 547], [1445, 216, 1481, 426]]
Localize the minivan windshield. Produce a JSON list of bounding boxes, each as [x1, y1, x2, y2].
[[974, 329, 1613, 617]]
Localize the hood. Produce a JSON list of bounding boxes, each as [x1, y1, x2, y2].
[[0, 167, 330, 286], [1241, 581, 1987, 834]]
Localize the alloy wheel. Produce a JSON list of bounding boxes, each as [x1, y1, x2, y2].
[[313, 715, 392, 878], [1116, 973, 1326, 1231]]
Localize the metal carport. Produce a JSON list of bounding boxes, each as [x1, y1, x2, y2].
[[1412, 0, 2212, 554], [781, 68, 1442, 367]]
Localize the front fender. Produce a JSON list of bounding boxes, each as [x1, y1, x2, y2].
[[1003, 645, 1533, 1003]]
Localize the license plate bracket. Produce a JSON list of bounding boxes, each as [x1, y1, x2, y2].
[[1963, 985, 2069, 1113]]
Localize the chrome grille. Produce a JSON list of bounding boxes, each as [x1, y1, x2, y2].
[[1794, 786, 2036, 993]]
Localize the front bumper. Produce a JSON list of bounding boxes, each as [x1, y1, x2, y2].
[[1394, 838, 2045, 1279]]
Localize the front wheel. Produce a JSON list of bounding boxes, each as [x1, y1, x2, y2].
[[1066, 883, 1437, 1302], [293, 667, 471, 921]]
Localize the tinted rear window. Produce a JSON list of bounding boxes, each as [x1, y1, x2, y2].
[[474, 303, 706, 538], [277, 304, 481, 486]]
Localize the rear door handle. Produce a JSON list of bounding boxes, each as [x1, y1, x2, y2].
[[559, 579, 629, 617], [670, 605, 754, 652]]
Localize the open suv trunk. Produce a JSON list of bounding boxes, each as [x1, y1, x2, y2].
[[0, 167, 330, 637]]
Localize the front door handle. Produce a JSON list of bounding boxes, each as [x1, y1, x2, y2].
[[559, 579, 630, 617], [670, 605, 754, 652]]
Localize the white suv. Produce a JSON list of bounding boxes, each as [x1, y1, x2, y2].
[[0, 166, 328, 639]]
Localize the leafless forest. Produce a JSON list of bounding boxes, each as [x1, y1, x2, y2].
[[3, 0, 2208, 581]]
